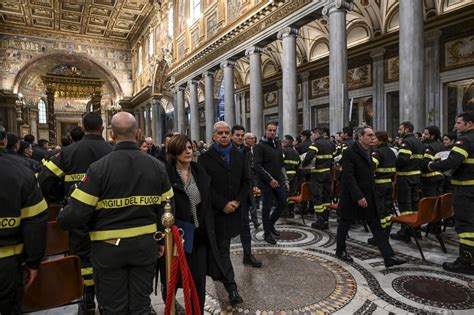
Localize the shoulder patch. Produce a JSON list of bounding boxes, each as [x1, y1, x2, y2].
[[82, 175, 88, 183], [456, 140, 464, 145]]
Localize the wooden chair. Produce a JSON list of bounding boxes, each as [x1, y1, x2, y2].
[[288, 182, 312, 225], [23, 255, 83, 312], [45, 221, 69, 256], [391, 196, 441, 261], [47, 204, 62, 222]]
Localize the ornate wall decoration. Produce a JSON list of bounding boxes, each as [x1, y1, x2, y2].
[[191, 27, 201, 49], [311, 76, 330, 97], [317, 106, 330, 125], [177, 40, 186, 61], [206, 12, 219, 38], [444, 36, 474, 70], [347, 64, 372, 89], [386, 56, 399, 82], [264, 91, 278, 108], [227, 0, 243, 23], [176, 0, 186, 36]]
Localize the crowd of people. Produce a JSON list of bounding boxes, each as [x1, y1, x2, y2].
[[1, 110, 473, 314]]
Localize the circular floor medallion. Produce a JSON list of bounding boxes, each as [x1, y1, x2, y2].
[[251, 226, 323, 247], [392, 275, 474, 310], [205, 248, 356, 313]]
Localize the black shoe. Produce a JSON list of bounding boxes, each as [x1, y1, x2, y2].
[[443, 258, 474, 275], [229, 290, 243, 306], [335, 250, 354, 262], [390, 231, 410, 242], [271, 226, 280, 237], [253, 221, 261, 229], [243, 254, 262, 267], [79, 287, 96, 315], [264, 234, 277, 245], [384, 255, 407, 268], [367, 237, 377, 246], [311, 221, 329, 230]]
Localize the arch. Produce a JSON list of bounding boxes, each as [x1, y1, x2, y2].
[[347, 22, 373, 47], [309, 38, 329, 61], [152, 59, 170, 95], [12, 51, 123, 99]]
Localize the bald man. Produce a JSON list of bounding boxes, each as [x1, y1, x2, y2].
[[144, 136, 158, 157], [58, 112, 173, 314]]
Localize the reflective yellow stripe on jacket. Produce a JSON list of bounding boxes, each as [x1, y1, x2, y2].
[[421, 171, 443, 177], [64, 173, 86, 182], [375, 178, 392, 184], [311, 168, 330, 173], [21, 199, 48, 218], [451, 179, 474, 186], [44, 160, 65, 178], [397, 170, 421, 176], [89, 223, 157, 241], [283, 160, 299, 165], [0, 243, 24, 259]]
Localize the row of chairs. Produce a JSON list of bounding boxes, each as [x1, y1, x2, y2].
[[392, 193, 454, 261], [23, 204, 84, 313]]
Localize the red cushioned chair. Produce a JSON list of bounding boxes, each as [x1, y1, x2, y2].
[[288, 182, 312, 225]]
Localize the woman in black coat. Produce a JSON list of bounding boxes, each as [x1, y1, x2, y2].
[[336, 127, 406, 268], [163, 135, 225, 311]]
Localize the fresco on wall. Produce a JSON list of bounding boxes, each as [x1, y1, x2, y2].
[[177, 0, 186, 35], [227, 0, 242, 22], [444, 36, 474, 69]]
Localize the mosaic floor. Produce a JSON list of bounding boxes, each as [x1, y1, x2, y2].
[[32, 210, 474, 314]]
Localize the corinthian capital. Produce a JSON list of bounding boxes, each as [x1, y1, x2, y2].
[[323, 0, 353, 16]]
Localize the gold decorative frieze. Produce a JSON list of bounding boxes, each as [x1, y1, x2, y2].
[[443, 36, 474, 70]]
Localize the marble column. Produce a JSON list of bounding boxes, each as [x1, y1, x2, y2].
[[221, 61, 236, 126], [203, 71, 215, 144], [300, 72, 310, 130], [425, 30, 442, 127], [189, 79, 200, 141], [134, 109, 140, 129], [45, 87, 56, 145], [171, 88, 178, 131], [145, 104, 152, 137], [151, 96, 162, 144], [139, 107, 145, 133], [245, 46, 264, 140], [29, 108, 39, 141], [399, 0, 425, 130], [276, 80, 283, 133], [371, 48, 386, 130], [278, 27, 299, 137], [235, 92, 242, 126], [176, 86, 186, 134], [323, 1, 352, 135]]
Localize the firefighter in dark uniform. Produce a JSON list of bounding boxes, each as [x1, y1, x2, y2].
[[282, 135, 300, 218], [429, 112, 474, 275], [421, 125, 444, 197], [57, 112, 173, 314], [302, 127, 335, 230], [0, 128, 48, 314], [38, 112, 112, 314], [370, 130, 397, 244], [391, 121, 425, 242]]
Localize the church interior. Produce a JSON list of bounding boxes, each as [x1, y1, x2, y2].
[[1, 0, 474, 314]]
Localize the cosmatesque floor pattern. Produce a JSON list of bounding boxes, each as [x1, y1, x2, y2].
[[31, 210, 474, 314]]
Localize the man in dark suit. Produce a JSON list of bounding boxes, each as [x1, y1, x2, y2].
[[336, 126, 407, 268], [198, 121, 250, 306]]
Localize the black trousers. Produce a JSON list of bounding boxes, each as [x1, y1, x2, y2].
[[240, 204, 252, 256], [310, 172, 331, 217], [0, 256, 23, 315], [337, 217, 394, 259], [69, 225, 94, 289], [259, 183, 287, 235], [215, 237, 237, 293], [421, 176, 443, 197], [397, 175, 420, 215], [91, 234, 159, 314], [375, 182, 394, 231], [453, 186, 474, 253]]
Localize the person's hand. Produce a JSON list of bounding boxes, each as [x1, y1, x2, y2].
[[269, 179, 279, 188], [24, 266, 38, 290], [253, 186, 259, 193], [223, 202, 237, 214], [358, 198, 368, 208], [159, 245, 165, 257], [229, 200, 240, 209]]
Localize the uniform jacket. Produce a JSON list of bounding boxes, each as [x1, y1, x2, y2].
[[302, 137, 334, 171], [371, 143, 397, 183], [38, 134, 113, 199], [197, 144, 250, 239], [337, 142, 377, 221], [296, 140, 312, 155], [57, 141, 173, 241], [396, 133, 425, 175], [421, 139, 444, 177], [166, 161, 225, 280], [0, 152, 48, 269], [282, 146, 300, 176], [430, 129, 474, 186]]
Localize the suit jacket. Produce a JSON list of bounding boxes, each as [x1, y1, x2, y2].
[[197, 145, 251, 239], [166, 161, 225, 280], [337, 142, 377, 221]]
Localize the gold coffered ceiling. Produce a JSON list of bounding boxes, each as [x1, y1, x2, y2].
[[0, 0, 154, 42]]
